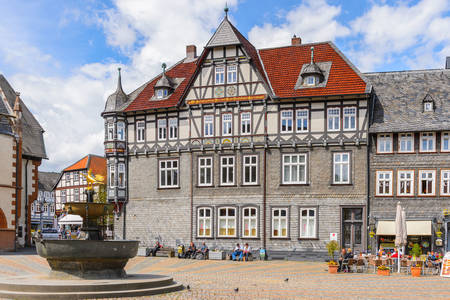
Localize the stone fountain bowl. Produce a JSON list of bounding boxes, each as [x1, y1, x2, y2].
[[36, 240, 139, 279], [63, 202, 115, 219]]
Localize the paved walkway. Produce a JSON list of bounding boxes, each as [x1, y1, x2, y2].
[[0, 254, 449, 299]]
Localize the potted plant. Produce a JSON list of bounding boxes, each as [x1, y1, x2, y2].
[[436, 231, 442, 238], [377, 265, 390, 276], [410, 262, 422, 277], [326, 241, 339, 274]]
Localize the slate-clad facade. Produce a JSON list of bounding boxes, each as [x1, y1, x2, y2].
[[102, 15, 372, 259]]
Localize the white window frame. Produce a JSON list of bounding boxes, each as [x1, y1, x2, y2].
[[157, 119, 167, 140], [218, 207, 237, 237], [398, 133, 414, 153], [222, 113, 232, 136], [420, 132, 435, 152], [441, 132, 450, 152], [168, 118, 178, 140], [333, 153, 350, 184], [215, 66, 225, 84], [61, 190, 66, 203], [377, 134, 393, 153], [280, 110, 293, 133], [74, 188, 79, 202], [376, 170, 393, 196], [424, 102, 433, 112], [109, 165, 116, 188], [296, 109, 308, 132], [441, 170, 450, 196], [118, 163, 125, 188], [65, 173, 70, 182], [203, 115, 214, 137], [282, 154, 307, 184], [418, 170, 435, 196], [299, 207, 317, 238], [220, 156, 235, 186], [306, 76, 315, 86], [397, 170, 414, 196], [243, 155, 258, 185], [197, 207, 212, 238], [240, 112, 251, 135], [327, 107, 340, 131], [136, 121, 145, 142], [73, 172, 79, 182], [117, 121, 125, 141], [159, 159, 179, 188], [227, 65, 237, 84], [198, 157, 213, 187], [343, 107, 356, 131], [107, 122, 114, 141], [242, 207, 258, 238], [271, 208, 288, 238]]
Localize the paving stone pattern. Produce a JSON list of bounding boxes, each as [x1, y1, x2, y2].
[[0, 255, 449, 299]]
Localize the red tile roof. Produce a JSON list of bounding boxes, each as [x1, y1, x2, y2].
[[258, 42, 368, 98], [64, 154, 106, 176], [124, 60, 197, 111]]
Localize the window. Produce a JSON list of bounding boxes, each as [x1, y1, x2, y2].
[[242, 207, 257, 238], [240, 112, 251, 135], [107, 122, 114, 140], [117, 121, 125, 141], [272, 208, 288, 238], [118, 163, 125, 188], [74, 188, 79, 201], [218, 207, 236, 237], [300, 208, 317, 238], [280, 110, 293, 133], [61, 190, 66, 203], [296, 109, 308, 132], [168, 118, 178, 140], [441, 170, 450, 196], [156, 89, 168, 99], [198, 157, 213, 186], [243, 155, 258, 185], [73, 173, 79, 182], [419, 170, 435, 195], [159, 159, 179, 188], [109, 165, 116, 187], [376, 171, 393, 196], [399, 133, 414, 153], [377, 134, 392, 153], [420, 132, 435, 152], [282, 154, 307, 184], [306, 76, 315, 86], [227, 65, 237, 83], [215, 66, 225, 84], [157, 119, 167, 140], [50, 204, 55, 214], [442, 132, 449, 152], [222, 114, 232, 136], [204, 115, 214, 137], [198, 208, 212, 237], [43, 204, 48, 214], [136, 121, 145, 142], [397, 170, 414, 196], [65, 173, 70, 182], [343, 107, 356, 131], [333, 153, 350, 184], [327, 108, 340, 131], [424, 102, 433, 112], [220, 156, 235, 185]]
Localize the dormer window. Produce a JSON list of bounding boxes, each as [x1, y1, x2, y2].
[[156, 88, 169, 99], [306, 76, 316, 86], [424, 102, 433, 112]]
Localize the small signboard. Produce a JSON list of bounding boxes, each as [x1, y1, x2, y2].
[[441, 252, 450, 278], [330, 233, 337, 241]]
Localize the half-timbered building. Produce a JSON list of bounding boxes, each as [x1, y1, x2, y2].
[[103, 15, 371, 258]]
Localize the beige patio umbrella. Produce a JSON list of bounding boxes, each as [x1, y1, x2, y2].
[[394, 202, 406, 273]]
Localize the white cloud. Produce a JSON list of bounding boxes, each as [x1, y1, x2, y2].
[[248, 0, 350, 49]]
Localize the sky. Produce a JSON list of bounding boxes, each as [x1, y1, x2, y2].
[[0, 0, 448, 171]]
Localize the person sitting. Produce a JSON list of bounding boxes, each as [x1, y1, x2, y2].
[[232, 243, 243, 261], [243, 243, 252, 261], [151, 241, 162, 256], [196, 242, 209, 259], [338, 248, 347, 272], [378, 246, 385, 257], [185, 242, 196, 259]]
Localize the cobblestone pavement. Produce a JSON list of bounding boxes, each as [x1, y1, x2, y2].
[[0, 254, 449, 299]]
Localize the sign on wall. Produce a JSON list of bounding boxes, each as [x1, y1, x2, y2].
[[441, 252, 450, 278], [330, 233, 337, 241]]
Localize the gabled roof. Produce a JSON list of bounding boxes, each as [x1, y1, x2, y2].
[[366, 69, 450, 133], [206, 17, 241, 47], [0, 92, 13, 136], [258, 42, 369, 98], [38, 171, 60, 192], [63, 154, 106, 176]]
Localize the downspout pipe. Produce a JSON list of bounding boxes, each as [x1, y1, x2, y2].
[[24, 159, 29, 246], [14, 136, 19, 252]]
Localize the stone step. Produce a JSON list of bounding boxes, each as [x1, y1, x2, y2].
[[0, 282, 183, 300]]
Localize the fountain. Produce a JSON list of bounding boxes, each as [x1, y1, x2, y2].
[[0, 169, 183, 299]]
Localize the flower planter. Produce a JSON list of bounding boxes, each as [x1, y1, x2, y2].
[[411, 266, 421, 277], [377, 269, 390, 276], [328, 265, 338, 274]]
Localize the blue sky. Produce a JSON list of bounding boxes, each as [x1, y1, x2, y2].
[[0, 0, 448, 171]]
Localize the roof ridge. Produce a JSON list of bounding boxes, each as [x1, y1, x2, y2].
[[365, 69, 449, 75], [257, 41, 331, 52]]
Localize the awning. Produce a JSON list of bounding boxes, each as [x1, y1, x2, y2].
[[376, 220, 432, 236], [58, 214, 83, 225]]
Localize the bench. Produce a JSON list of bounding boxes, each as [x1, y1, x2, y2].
[[154, 247, 175, 258]]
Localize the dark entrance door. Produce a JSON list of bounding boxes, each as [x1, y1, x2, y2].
[[342, 208, 363, 252]]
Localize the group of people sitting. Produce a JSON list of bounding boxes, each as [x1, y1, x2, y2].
[[182, 242, 209, 259], [231, 243, 252, 261], [337, 248, 354, 272]]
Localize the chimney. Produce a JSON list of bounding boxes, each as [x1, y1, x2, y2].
[[446, 56, 450, 69], [186, 45, 197, 60], [291, 35, 301, 46]]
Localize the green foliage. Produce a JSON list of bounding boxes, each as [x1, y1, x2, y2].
[[326, 240, 339, 261], [411, 243, 422, 257], [96, 185, 107, 203]]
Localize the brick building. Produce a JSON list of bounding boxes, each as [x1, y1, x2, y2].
[[102, 15, 372, 259]]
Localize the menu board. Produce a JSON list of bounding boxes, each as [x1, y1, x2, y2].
[[441, 252, 450, 278]]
